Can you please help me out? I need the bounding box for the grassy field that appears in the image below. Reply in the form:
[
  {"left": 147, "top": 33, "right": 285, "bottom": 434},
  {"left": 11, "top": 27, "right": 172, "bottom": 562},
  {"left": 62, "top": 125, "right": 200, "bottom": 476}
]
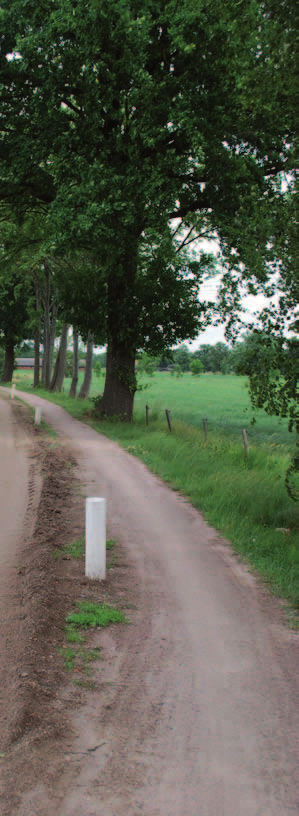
[{"left": 11, "top": 370, "right": 299, "bottom": 615}]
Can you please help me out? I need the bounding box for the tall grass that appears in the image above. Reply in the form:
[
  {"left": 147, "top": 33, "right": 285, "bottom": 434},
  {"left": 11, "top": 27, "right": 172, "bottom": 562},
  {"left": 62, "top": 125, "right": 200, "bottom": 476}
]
[{"left": 11, "top": 370, "right": 299, "bottom": 611}]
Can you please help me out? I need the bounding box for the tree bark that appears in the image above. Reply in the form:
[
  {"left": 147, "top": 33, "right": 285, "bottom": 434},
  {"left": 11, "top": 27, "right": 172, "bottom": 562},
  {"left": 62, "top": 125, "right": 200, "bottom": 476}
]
[
  {"left": 1, "top": 336, "right": 15, "bottom": 383},
  {"left": 69, "top": 329, "right": 79, "bottom": 397},
  {"left": 49, "top": 297, "right": 58, "bottom": 375},
  {"left": 96, "top": 241, "right": 139, "bottom": 420},
  {"left": 78, "top": 333, "right": 93, "bottom": 399},
  {"left": 34, "top": 280, "right": 41, "bottom": 387},
  {"left": 42, "top": 260, "right": 51, "bottom": 388},
  {"left": 96, "top": 342, "right": 136, "bottom": 421},
  {"left": 50, "top": 323, "right": 69, "bottom": 392}
]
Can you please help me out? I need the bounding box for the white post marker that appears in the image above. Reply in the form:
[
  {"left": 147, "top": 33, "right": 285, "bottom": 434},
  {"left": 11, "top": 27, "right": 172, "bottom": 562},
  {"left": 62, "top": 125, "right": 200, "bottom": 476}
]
[
  {"left": 85, "top": 497, "right": 106, "bottom": 580},
  {"left": 11, "top": 384, "right": 16, "bottom": 400},
  {"left": 35, "top": 407, "right": 42, "bottom": 425}
]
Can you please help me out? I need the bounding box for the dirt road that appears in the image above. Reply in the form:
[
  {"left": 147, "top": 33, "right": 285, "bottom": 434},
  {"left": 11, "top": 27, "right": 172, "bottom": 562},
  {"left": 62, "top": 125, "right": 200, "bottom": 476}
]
[
  {"left": 1, "top": 390, "right": 298, "bottom": 815},
  {"left": 0, "top": 397, "right": 41, "bottom": 746}
]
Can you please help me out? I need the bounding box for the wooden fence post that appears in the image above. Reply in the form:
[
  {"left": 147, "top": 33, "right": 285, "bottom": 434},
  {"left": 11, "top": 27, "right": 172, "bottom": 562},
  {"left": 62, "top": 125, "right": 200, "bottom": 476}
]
[
  {"left": 242, "top": 428, "right": 249, "bottom": 456},
  {"left": 146, "top": 404, "right": 149, "bottom": 426},
  {"left": 202, "top": 417, "right": 208, "bottom": 442},
  {"left": 165, "top": 409, "right": 172, "bottom": 432}
]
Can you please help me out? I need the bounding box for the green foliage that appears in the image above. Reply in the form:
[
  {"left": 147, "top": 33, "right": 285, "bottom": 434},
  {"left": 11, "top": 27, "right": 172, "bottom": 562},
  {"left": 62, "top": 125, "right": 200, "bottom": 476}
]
[
  {"left": 234, "top": 332, "right": 299, "bottom": 438},
  {"left": 193, "top": 342, "right": 232, "bottom": 373},
  {"left": 190, "top": 358, "right": 204, "bottom": 376},
  {"left": 94, "top": 357, "right": 102, "bottom": 378},
  {"left": 137, "top": 353, "right": 158, "bottom": 377},
  {"left": 172, "top": 344, "right": 191, "bottom": 372},
  {"left": 285, "top": 451, "right": 299, "bottom": 504},
  {"left": 173, "top": 364, "right": 183, "bottom": 378},
  {"left": 0, "top": 270, "right": 32, "bottom": 348},
  {"left": 1, "top": 0, "right": 296, "bottom": 415}
]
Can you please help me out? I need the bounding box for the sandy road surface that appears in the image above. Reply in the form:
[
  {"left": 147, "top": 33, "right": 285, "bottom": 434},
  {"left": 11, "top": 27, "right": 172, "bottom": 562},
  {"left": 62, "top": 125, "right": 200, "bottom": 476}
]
[
  {"left": 0, "top": 397, "right": 40, "bottom": 742},
  {"left": 1, "top": 389, "right": 298, "bottom": 816},
  {"left": 0, "top": 397, "right": 29, "bottom": 569}
]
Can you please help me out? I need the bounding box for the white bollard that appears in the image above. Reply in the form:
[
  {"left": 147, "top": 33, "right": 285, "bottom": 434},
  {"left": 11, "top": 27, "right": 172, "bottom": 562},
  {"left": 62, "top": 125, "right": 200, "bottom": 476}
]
[
  {"left": 35, "top": 407, "right": 42, "bottom": 425},
  {"left": 11, "top": 384, "right": 16, "bottom": 399},
  {"left": 85, "top": 498, "right": 106, "bottom": 580}
]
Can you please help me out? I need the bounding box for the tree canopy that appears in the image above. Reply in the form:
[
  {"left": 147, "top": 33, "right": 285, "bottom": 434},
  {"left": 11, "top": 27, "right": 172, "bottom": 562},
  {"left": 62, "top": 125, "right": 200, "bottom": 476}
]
[{"left": 0, "top": 0, "right": 297, "bottom": 418}]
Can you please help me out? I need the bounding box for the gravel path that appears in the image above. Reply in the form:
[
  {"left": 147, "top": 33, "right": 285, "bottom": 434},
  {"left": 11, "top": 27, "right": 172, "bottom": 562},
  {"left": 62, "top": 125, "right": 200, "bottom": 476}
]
[{"left": 1, "top": 389, "right": 298, "bottom": 816}]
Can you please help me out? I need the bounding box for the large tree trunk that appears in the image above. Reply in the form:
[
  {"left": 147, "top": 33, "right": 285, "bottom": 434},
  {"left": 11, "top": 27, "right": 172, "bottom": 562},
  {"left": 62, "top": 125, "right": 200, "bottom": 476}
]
[
  {"left": 69, "top": 329, "right": 79, "bottom": 397},
  {"left": 1, "top": 336, "right": 15, "bottom": 383},
  {"left": 50, "top": 323, "right": 69, "bottom": 392},
  {"left": 96, "top": 242, "right": 138, "bottom": 421},
  {"left": 97, "top": 342, "right": 136, "bottom": 420},
  {"left": 78, "top": 333, "right": 93, "bottom": 399}
]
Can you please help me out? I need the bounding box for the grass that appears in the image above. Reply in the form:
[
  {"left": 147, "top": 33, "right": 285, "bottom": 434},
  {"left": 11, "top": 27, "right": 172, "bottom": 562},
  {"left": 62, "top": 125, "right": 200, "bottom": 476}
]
[
  {"left": 53, "top": 537, "right": 116, "bottom": 560},
  {"left": 11, "top": 371, "right": 299, "bottom": 613},
  {"left": 53, "top": 537, "right": 84, "bottom": 560},
  {"left": 59, "top": 600, "right": 127, "bottom": 676},
  {"left": 57, "top": 646, "right": 77, "bottom": 671},
  {"left": 58, "top": 643, "right": 103, "bottom": 673},
  {"left": 38, "top": 419, "right": 58, "bottom": 439},
  {"left": 66, "top": 601, "right": 127, "bottom": 630}
]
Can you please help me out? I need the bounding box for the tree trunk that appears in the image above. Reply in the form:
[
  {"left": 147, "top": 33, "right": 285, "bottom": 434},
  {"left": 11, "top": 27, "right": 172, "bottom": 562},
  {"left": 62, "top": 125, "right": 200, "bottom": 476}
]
[
  {"left": 50, "top": 323, "right": 69, "bottom": 392},
  {"left": 1, "top": 336, "right": 15, "bottom": 383},
  {"left": 78, "top": 333, "right": 93, "bottom": 399},
  {"left": 34, "top": 281, "right": 41, "bottom": 388},
  {"left": 97, "top": 238, "right": 138, "bottom": 420},
  {"left": 42, "top": 260, "right": 51, "bottom": 388},
  {"left": 69, "top": 329, "right": 79, "bottom": 397},
  {"left": 96, "top": 342, "right": 136, "bottom": 421},
  {"left": 49, "top": 297, "right": 58, "bottom": 375}
]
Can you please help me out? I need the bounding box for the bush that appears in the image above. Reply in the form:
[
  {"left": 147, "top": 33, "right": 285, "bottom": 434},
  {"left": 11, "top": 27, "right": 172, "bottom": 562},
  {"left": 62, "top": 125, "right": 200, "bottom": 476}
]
[{"left": 190, "top": 358, "right": 204, "bottom": 376}]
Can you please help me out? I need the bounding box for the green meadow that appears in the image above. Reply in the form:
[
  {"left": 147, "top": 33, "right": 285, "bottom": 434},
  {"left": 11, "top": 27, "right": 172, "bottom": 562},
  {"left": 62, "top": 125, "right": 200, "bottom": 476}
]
[{"left": 12, "top": 370, "right": 299, "bottom": 614}]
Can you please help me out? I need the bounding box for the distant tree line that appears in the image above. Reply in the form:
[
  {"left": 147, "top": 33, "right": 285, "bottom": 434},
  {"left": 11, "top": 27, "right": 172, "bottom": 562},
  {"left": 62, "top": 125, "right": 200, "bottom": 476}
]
[{"left": 137, "top": 337, "right": 283, "bottom": 377}]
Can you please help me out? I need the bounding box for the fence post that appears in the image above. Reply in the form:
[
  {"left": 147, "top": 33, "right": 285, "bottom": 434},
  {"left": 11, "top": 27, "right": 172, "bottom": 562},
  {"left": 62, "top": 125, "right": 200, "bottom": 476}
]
[
  {"left": 202, "top": 417, "right": 208, "bottom": 442},
  {"left": 165, "top": 409, "right": 172, "bottom": 432},
  {"left": 85, "top": 498, "right": 106, "bottom": 580},
  {"left": 34, "top": 407, "right": 42, "bottom": 425},
  {"left": 242, "top": 428, "right": 249, "bottom": 457},
  {"left": 146, "top": 404, "right": 149, "bottom": 426},
  {"left": 11, "top": 384, "right": 16, "bottom": 400}
]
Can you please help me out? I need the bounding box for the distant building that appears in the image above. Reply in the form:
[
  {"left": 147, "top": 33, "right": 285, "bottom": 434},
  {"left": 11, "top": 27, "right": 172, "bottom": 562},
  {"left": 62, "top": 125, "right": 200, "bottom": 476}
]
[
  {"left": 15, "top": 358, "right": 42, "bottom": 370},
  {"left": 15, "top": 358, "right": 86, "bottom": 371}
]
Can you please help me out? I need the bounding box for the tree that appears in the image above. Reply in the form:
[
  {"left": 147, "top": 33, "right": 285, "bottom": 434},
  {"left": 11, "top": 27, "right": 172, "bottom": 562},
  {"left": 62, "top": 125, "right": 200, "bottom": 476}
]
[
  {"left": 137, "top": 353, "right": 159, "bottom": 377},
  {"left": 1, "top": 0, "right": 296, "bottom": 418},
  {"left": 172, "top": 344, "right": 191, "bottom": 372},
  {"left": 69, "top": 330, "right": 79, "bottom": 397},
  {"left": 0, "top": 271, "right": 31, "bottom": 382},
  {"left": 78, "top": 333, "right": 94, "bottom": 400},
  {"left": 193, "top": 343, "right": 232, "bottom": 373},
  {"left": 233, "top": 330, "right": 298, "bottom": 500},
  {"left": 50, "top": 323, "right": 69, "bottom": 392},
  {"left": 190, "top": 358, "right": 204, "bottom": 377},
  {"left": 233, "top": 331, "right": 298, "bottom": 434}
]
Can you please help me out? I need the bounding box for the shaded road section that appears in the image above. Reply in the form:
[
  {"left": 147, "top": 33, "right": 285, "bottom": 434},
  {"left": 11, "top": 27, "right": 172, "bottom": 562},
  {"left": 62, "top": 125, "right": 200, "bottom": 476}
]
[
  {"left": 0, "top": 396, "right": 30, "bottom": 594},
  {"left": 2, "top": 389, "right": 298, "bottom": 816},
  {"left": 0, "top": 397, "right": 35, "bottom": 745}
]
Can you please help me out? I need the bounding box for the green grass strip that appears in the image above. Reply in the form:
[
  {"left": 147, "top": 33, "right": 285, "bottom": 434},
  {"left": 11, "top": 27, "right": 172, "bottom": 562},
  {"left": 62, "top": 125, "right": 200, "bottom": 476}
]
[{"left": 66, "top": 602, "right": 127, "bottom": 629}]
